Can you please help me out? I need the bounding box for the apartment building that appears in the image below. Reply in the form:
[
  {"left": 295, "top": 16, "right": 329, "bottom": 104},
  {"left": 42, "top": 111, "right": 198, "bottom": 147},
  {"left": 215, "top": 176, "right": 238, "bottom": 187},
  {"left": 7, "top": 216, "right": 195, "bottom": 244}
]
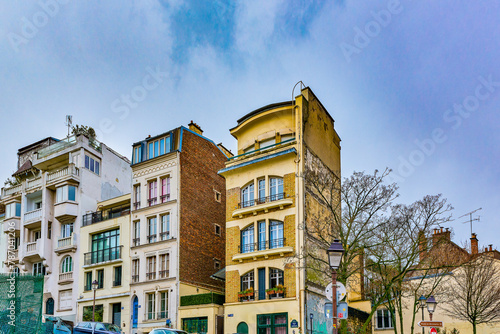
[
  {"left": 77, "top": 194, "right": 131, "bottom": 330},
  {"left": 0, "top": 134, "right": 131, "bottom": 323},
  {"left": 129, "top": 122, "right": 227, "bottom": 334},
  {"left": 219, "top": 87, "right": 341, "bottom": 334}
]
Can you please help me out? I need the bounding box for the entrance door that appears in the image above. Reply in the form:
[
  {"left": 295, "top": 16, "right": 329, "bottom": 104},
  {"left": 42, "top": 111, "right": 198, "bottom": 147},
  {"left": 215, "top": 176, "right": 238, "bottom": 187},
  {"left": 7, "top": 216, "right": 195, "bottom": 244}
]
[
  {"left": 132, "top": 296, "right": 138, "bottom": 328},
  {"left": 112, "top": 303, "right": 121, "bottom": 327},
  {"left": 258, "top": 268, "right": 266, "bottom": 300}
]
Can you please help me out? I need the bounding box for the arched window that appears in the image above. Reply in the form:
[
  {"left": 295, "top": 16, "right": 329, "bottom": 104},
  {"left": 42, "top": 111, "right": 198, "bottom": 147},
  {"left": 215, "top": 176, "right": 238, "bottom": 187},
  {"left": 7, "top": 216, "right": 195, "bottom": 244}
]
[
  {"left": 240, "top": 271, "right": 254, "bottom": 291},
  {"left": 269, "top": 268, "right": 284, "bottom": 289},
  {"left": 241, "top": 182, "right": 254, "bottom": 208},
  {"left": 269, "top": 177, "right": 284, "bottom": 200},
  {"left": 45, "top": 298, "right": 54, "bottom": 315},
  {"left": 61, "top": 256, "right": 73, "bottom": 273},
  {"left": 269, "top": 220, "right": 284, "bottom": 248},
  {"left": 241, "top": 225, "right": 254, "bottom": 253},
  {"left": 237, "top": 322, "right": 249, "bottom": 334}
]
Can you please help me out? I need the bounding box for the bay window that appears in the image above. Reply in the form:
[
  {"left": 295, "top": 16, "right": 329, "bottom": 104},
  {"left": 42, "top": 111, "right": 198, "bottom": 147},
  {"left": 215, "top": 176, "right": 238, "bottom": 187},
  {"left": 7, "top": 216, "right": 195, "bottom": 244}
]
[
  {"left": 5, "top": 202, "right": 21, "bottom": 218},
  {"left": 56, "top": 185, "right": 76, "bottom": 203}
]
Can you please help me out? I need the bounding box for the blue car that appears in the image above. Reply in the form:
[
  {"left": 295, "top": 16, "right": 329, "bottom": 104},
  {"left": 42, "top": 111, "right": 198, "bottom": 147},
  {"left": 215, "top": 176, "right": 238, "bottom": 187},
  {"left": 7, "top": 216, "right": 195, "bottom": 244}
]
[{"left": 73, "top": 322, "right": 121, "bottom": 334}]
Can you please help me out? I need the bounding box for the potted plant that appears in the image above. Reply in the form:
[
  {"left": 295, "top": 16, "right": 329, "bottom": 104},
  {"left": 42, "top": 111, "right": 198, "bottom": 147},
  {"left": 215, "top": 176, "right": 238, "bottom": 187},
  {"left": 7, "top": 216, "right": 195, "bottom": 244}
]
[
  {"left": 238, "top": 291, "right": 246, "bottom": 299},
  {"left": 245, "top": 287, "right": 254, "bottom": 297},
  {"left": 266, "top": 288, "right": 276, "bottom": 296},
  {"left": 275, "top": 284, "right": 286, "bottom": 295}
]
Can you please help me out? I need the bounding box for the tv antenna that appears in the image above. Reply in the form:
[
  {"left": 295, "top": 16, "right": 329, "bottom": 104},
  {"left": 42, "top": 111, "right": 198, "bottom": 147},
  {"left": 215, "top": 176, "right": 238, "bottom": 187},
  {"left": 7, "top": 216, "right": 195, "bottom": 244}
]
[
  {"left": 65, "top": 115, "right": 73, "bottom": 138},
  {"left": 457, "top": 208, "right": 482, "bottom": 236}
]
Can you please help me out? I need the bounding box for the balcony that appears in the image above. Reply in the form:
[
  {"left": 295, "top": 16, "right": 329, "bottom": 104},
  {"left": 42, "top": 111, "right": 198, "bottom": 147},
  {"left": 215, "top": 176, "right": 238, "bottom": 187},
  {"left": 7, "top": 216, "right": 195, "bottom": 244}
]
[
  {"left": 5, "top": 249, "right": 19, "bottom": 264},
  {"left": 232, "top": 193, "right": 293, "bottom": 218},
  {"left": 131, "top": 275, "right": 139, "bottom": 283},
  {"left": 2, "top": 217, "right": 20, "bottom": 232},
  {"left": 55, "top": 234, "right": 77, "bottom": 254},
  {"left": 26, "top": 177, "right": 42, "bottom": 192},
  {"left": 233, "top": 238, "right": 293, "bottom": 262},
  {"left": 24, "top": 208, "right": 42, "bottom": 227},
  {"left": 58, "top": 272, "right": 73, "bottom": 284},
  {"left": 54, "top": 201, "right": 78, "bottom": 223},
  {"left": 37, "top": 135, "right": 77, "bottom": 159},
  {"left": 146, "top": 272, "right": 156, "bottom": 281},
  {"left": 1, "top": 184, "right": 22, "bottom": 198},
  {"left": 84, "top": 246, "right": 123, "bottom": 266},
  {"left": 158, "top": 270, "right": 169, "bottom": 279},
  {"left": 46, "top": 165, "right": 80, "bottom": 186},
  {"left": 82, "top": 204, "right": 130, "bottom": 227},
  {"left": 133, "top": 202, "right": 141, "bottom": 211},
  {"left": 24, "top": 239, "right": 41, "bottom": 260}
]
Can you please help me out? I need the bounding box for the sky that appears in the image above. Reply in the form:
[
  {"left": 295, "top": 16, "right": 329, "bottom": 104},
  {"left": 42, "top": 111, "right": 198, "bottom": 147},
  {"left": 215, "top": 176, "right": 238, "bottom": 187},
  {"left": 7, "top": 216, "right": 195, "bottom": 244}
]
[{"left": 0, "top": 0, "right": 498, "bottom": 248}]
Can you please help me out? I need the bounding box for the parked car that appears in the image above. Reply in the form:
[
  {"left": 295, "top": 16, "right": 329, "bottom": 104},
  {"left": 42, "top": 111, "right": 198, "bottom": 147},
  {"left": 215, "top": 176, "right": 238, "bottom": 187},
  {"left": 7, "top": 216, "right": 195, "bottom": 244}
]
[
  {"left": 149, "top": 328, "right": 188, "bottom": 334},
  {"left": 73, "top": 322, "right": 121, "bottom": 334}
]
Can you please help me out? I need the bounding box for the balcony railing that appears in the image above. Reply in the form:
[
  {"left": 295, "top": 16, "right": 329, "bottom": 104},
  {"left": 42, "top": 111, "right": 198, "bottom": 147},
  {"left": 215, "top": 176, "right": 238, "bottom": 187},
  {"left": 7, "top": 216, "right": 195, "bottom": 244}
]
[
  {"left": 159, "top": 270, "right": 169, "bottom": 279},
  {"left": 239, "top": 238, "right": 286, "bottom": 253},
  {"left": 238, "top": 290, "right": 286, "bottom": 302},
  {"left": 157, "top": 311, "right": 168, "bottom": 320},
  {"left": 2, "top": 184, "right": 22, "bottom": 197},
  {"left": 84, "top": 246, "right": 123, "bottom": 265},
  {"left": 26, "top": 240, "right": 40, "bottom": 254},
  {"left": 147, "top": 198, "right": 157, "bottom": 206},
  {"left": 229, "top": 137, "right": 296, "bottom": 161},
  {"left": 147, "top": 235, "right": 157, "bottom": 243},
  {"left": 24, "top": 208, "right": 42, "bottom": 222},
  {"left": 132, "top": 238, "right": 140, "bottom": 247},
  {"left": 160, "top": 232, "right": 170, "bottom": 241},
  {"left": 26, "top": 177, "right": 42, "bottom": 191},
  {"left": 47, "top": 165, "right": 79, "bottom": 183},
  {"left": 131, "top": 275, "right": 139, "bottom": 283},
  {"left": 133, "top": 202, "right": 141, "bottom": 210},
  {"left": 59, "top": 272, "right": 73, "bottom": 281},
  {"left": 37, "top": 135, "right": 77, "bottom": 159},
  {"left": 160, "top": 194, "right": 170, "bottom": 203},
  {"left": 146, "top": 272, "right": 156, "bottom": 281},
  {"left": 57, "top": 234, "right": 74, "bottom": 248},
  {"left": 82, "top": 204, "right": 130, "bottom": 226},
  {"left": 238, "top": 193, "right": 286, "bottom": 209}
]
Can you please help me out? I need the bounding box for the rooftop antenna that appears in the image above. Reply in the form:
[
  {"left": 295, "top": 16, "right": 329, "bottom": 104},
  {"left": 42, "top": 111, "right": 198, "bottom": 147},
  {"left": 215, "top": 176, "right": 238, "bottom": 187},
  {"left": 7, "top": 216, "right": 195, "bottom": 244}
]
[
  {"left": 458, "top": 208, "right": 482, "bottom": 236},
  {"left": 65, "top": 115, "right": 73, "bottom": 138}
]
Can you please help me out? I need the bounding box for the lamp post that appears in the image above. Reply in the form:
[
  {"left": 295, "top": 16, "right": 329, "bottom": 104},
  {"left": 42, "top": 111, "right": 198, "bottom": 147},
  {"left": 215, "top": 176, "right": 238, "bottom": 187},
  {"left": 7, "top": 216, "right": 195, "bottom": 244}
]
[
  {"left": 92, "top": 279, "right": 99, "bottom": 321},
  {"left": 327, "top": 239, "right": 345, "bottom": 334},
  {"left": 419, "top": 295, "right": 427, "bottom": 334},
  {"left": 426, "top": 296, "right": 438, "bottom": 321}
]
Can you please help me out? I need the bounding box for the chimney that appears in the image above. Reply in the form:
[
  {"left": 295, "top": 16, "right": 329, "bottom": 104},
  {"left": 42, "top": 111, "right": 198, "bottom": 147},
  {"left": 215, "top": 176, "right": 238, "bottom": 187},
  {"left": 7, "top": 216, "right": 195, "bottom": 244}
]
[
  {"left": 489, "top": 244, "right": 493, "bottom": 252},
  {"left": 470, "top": 233, "right": 478, "bottom": 255},
  {"left": 418, "top": 231, "right": 427, "bottom": 261},
  {"left": 432, "top": 227, "right": 451, "bottom": 246},
  {"left": 188, "top": 120, "right": 203, "bottom": 135}
]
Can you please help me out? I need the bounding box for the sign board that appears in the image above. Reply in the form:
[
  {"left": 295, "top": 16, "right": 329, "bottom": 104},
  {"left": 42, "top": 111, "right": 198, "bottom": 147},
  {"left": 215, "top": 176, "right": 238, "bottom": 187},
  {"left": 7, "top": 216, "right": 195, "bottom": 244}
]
[
  {"left": 430, "top": 328, "right": 437, "bottom": 334},
  {"left": 418, "top": 321, "right": 443, "bottom": 328},
  {"left": 228, "top": 314, "right": 234, "bottom": 317},
  {"left": 325, "top": 282, "right": 347, "bottom": 302},
  {"left": 325, "top": 302, "right": 332, "bottom": 318},
  {"left": 291, "top": 320, "right": 299, "bottom": 328},
  {"left": 337, "top": 302, "right": 348, "bottom": 319}
]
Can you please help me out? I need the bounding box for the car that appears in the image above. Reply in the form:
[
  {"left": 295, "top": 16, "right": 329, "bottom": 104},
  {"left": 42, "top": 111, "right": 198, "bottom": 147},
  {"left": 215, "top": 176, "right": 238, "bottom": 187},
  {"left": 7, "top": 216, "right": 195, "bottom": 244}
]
[
  {"left": 149, "top": 328, "right": 188, "bottom": 334},
  {"left": 73, "top": 322, "right": 121, "bottom": 334}
]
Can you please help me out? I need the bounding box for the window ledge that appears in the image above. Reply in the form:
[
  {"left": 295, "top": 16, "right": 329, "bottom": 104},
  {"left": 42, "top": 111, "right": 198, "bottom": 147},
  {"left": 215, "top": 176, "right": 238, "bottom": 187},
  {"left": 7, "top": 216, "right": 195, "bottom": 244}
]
[
  {"left": 82, "top": 259, "right": 122, "bottom": 269},
  {"left": 232, "top": 198, "right": 293, "bottom": 218},
  {"left": 232, "top": 246, "right": 294, "bottom": 262}
]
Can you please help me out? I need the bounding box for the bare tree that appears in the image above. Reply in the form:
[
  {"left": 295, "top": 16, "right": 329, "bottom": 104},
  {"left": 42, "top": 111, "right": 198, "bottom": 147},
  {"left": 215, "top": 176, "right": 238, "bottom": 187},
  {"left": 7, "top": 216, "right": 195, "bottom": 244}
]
[{"left": 443, "top": 255, "right": 500, "bottom": 334}]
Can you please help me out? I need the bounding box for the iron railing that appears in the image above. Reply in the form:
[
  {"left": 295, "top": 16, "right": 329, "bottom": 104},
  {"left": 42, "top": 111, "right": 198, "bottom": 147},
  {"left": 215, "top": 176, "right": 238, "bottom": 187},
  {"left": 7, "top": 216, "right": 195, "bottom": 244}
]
[
  {"left": 146, "top": 272, "right": 156, "bottom": 280},
  {"left": 131, "top": 275, "right": 139, "bottom": 283},
  {"left": 238, "top": 193, "right": 286, "bottom": 209},
  {"left": 132, "top": 238, "right": 140, "bottom": 247},
  {"left": 84, "top": 246, "right": 123, "bottom": 265},
  {"left": 133, "top": 202, "right": 141, "bottom": 211},
  {"left": 238, "top": 290, "right": 286, "bottom": 302},
  {"left": 147, "top": 235, "right": 157, "bottom": 243},
  {"left": 159, "top": 270, "right": 169, "bottom": 279},
  {"left": 82, "top": 204, "right": 130, "bottom": 226},
  {"left": 160, "top": 194, "right": 170, "bottom": 203},
  {"left": 239, "top": 238, "right": 285, "bottom": 253}
]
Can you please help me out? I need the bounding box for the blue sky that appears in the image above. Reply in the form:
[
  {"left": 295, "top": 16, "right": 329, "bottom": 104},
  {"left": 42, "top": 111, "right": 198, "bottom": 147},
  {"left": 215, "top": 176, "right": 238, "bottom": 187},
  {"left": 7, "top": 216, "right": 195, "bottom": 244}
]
[{"left": 0, "top": 0, "right": 499, "bottom": 248}]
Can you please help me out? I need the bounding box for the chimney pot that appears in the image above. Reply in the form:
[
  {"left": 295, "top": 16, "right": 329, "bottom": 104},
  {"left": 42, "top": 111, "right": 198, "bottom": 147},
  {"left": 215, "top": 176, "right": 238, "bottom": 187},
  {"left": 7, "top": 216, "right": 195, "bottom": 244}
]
[
  {"left": 471, "top": 233, "right": 479, "bottom": 255},
  {"left": 489, "top": 244, "right": 493, "bottom": 252}
]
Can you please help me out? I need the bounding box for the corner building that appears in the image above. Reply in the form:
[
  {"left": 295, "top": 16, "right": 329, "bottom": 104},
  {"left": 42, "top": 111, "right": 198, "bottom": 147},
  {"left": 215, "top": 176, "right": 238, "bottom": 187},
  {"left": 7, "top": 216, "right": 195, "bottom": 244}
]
[
  {"left": 220, "top": 87, "right": 341, "bottom": 334},
  {"left": 129, "top": 122, "right": 227, "bottom": 334}
]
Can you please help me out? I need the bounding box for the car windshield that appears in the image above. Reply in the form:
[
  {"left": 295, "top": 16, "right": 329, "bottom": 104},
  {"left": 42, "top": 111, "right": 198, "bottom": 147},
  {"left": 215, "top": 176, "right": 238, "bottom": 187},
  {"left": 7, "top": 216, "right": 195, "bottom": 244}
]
[{"left": 103, "top": 324, "right": 121, "bottom": 332}]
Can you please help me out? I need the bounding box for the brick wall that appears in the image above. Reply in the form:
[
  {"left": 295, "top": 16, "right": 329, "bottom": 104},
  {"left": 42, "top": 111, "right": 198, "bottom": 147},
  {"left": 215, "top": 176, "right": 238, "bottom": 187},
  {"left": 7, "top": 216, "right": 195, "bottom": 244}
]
[
  {"left": 226, "top": 226, "right": 239, "bottom": 266},
  {"left": 284, "top": 263, "right": 296, "bottom": 298},
  {"left": 284, "top": 172, "right": 296, "bottom": 207},
  {"left": 225, "top": 270, "right": 240, "bottom": 303},
  {"left": 179, "top": 129, "right": 227, "bottom": 291},
  {"left": 226, "top": 187, "right": 240, "bottom": 222}
]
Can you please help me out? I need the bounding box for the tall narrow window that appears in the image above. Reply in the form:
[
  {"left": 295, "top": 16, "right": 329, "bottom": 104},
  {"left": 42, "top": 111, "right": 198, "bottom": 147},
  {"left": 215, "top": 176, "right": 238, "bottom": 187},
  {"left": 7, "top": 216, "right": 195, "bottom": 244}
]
[
  {"left": 97, "top": 269, "right": 104, "bottom": 288},
  {"left": 241, "top": 271, "right": 254, "bottom": 291},
  {"left": 133, "top": 185, "right": 141, "bottom": 210},
  {"left": 61, "top": 223, "right": 73, "bottom": 238},
  {"left": 159, "top": 254, "right": 169, "bottom": 278},
  {"left": 161, "top": 177, "right": 170, "bottom": 202},
  {"left": 269, "top": 220, "right": 284, "bottom": 249},
  {"left": 241, "top": 183, "right": 254, "bottom": 208},
  {"left": 146, "top": 256, "right": 156, "bottom": 280},
  {"left": 159, "top": 291, "right": 168, "bottom": 319},
  {"left": 165, "top": 136, "right": 171, "bottom": 153},
  {"left": 132, "top": 259, "right": 139, "bottom": 283},
  {"left": 154, "top": 140, "right": 159, "bottom": 157},
  {"left": 159, "top": 139, "right": 164, "bottom": 155},
  {"left": 85, "top": 272, "right": 92, "bottom": 290},
  {"left": 376, "top": 309, "right": 393, "bottom": 329},
  {"left": 149, "top": 142, "right": 154, "bottom": 159},
  {"left": 269, "top": 268, "right": 284, "bottom": 289},
  {"left": 61, "top": 256, "right": 72, "bottom": 273},
  {"left": 148, "top": 217, "right": 157, "bottom": 243},
  {"left": 269, "top": 177, "right": 284, "bottom": 200},
  {"left": 258, "top": 179, "right": 265, "bottom": 203},
  {"left": 241, "top": 225, "right": 254, "bottom": 253},
  {"left": 258, "top": 221, "right": 266, "bottom": 250},
  {"left": 147, "top": 293, "right": 156, "bottom": 320},
  {"left": 133, "top": 146, "right": 142, "bottom": 164},
  {"left": 148, "top": 180, "right": 157, "bottom": 206},
  {"left": 133, "top": 221, "right": 140, "bottom": 246},
  {"left": 114, "top": 266, "right": 122, "bottom": 286},
  {"left": 160, "top": 214, "right": 170, "bottom": 240}
]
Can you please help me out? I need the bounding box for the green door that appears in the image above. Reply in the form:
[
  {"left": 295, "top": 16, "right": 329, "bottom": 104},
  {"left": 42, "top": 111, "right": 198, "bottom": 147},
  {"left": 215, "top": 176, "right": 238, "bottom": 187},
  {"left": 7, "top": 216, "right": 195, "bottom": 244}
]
[{"left": 237, "top": 322, "right": 249, "bottom": 334}]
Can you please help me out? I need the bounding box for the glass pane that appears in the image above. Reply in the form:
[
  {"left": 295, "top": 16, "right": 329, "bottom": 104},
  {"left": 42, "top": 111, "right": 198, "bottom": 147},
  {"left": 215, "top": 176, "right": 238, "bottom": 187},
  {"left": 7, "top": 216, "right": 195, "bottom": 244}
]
[
  {"left": 154, "top": 141, "right": 159, "bottom": 157},
  {"left": 95, "top": 161, "right": 100, "bottom": 175},
  {"left": 165, "top": 136, "right": 171, "bottom": 153},
  {"left": 68, "top": 186, "right": 76, "bottom": 201},
  {"left": 160, "top": 139, "right": 164, "bottom": 155},
  {"left": 149, "top": 143, "right": 154, "bottom": 159}
]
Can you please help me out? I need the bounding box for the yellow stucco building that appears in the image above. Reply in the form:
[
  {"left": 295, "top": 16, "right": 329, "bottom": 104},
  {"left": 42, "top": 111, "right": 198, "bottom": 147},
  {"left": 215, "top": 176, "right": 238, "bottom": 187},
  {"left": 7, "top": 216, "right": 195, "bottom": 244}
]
[{"left": 219, "top": 87, "right": 341, "bottom": 334}]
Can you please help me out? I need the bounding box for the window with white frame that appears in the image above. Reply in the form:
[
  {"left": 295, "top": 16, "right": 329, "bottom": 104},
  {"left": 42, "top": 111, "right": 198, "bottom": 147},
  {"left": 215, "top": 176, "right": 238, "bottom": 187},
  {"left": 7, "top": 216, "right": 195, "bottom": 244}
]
[
  {"left": 133, "top": 185, "right": 141, "bottom": 210},
  {"left": 269, "top": 268, "right": 284, "bottom": 289},
  {"left": 56, "top": 185, "right": 76, "bottom": 203},
  {"left": 132, "top": 259, "right": 139, "bottom": 283},
  {"left": 269, "top": 220, "right": 284, "bottom": 249},
  {"left": 146, "top": 256, "right": 156, "bottom": 280},
  {"left": 159, "top": 253, "right": 169, "bottom": 278},
  {"left": 59, "top": 290, "right": 72, "bottom": 310},
  {"left": 376, "top": 309, "right": 393, "bottom": 329},
  {"left": 258, "top": 221, "right": 266, "bottom": 250},
  {"left": 61, "top": 256, "right": 72, "bottom": 273},
  {"left": 241, "top": 225, "right": 254, "bottom": 253},
  {"left": 147, "top": 293, "right": 156, "bottom": 320},
  {"left": 241, "top": 183, "right": 254, "bottom": 208},
  {"left": 5, "top": 202, "right": 21, "bottom": 218},
  {"left": 160, "top": 214, "right": 170, "bottom": 240},
  {"left": 148, "top": 217, "right": 157, "bottom": 243},
  {"left": 133, "top": 146, "right": 142, "bottom": 164},
  {"left": 161, "top": 177, "right": 170, "bottom": 202},
  {"left": 84, "top": 155, "right": 100, "bottom": 175},
  {"left": 148, "top": 180, "right": 157, "bottom": 206},
  {"left": 133, "top": 221, "right": 140, "bottom": 246},
  {"left": 33, "top": 262, "right": 45, "bottom": 275},
  {"left": 269, "top": 177, "right": 284, "bottom": 200},
  {"left": 159, "top": 291, "right": 168, "bottom": 319},
  {"left": 61, "top": 223, "right": 73, "bottom": 238},
  {"left": 258, "top": 179, "right": 265, "bottom": 202},
  {"left": 241, "top": 271, "right": 254, "bottom": 291},
  {"left": 147, "top": 135, "right": 171, "bottom": 160}
]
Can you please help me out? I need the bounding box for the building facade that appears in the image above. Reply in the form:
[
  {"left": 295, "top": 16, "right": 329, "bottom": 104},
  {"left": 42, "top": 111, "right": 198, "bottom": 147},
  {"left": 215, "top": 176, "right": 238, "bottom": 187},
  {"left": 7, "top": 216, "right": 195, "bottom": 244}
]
[
  {"left": 0, "top": 134, "right": 131, "bottom": 323},
  {"left": 129, "top": 122, "right": 227, "bottom": 334},
  {"left": 220, "top": 87, "right": 341, "bottom": 334}
]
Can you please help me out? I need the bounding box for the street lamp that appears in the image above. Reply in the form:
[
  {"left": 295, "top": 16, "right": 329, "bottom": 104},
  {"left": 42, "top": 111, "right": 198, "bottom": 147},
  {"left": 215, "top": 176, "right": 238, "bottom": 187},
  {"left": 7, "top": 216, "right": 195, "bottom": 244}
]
[
  {"left": 327, "top": 239, "right": 345, "bottom": 334},
  {"left": 426, "top": 296, "right": 438, "bottom": 321},
  {"left": 92, "top": 280, "right": 99, "bottom": 321},
  {"left": 419, "top": 295, "right": 427, "bottom": 334}
]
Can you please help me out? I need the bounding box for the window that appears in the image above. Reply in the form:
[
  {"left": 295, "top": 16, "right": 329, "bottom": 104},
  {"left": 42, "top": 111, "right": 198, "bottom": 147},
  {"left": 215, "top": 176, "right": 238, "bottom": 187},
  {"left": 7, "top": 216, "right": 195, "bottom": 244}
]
[
  {"left": 376, "top": 309, "right": 393, "bottom": 329},
  {"left": 269, "top": 177, "right": 284, "bottom": 200},
  {"left": 61, "top": 223, "right": 73, "bottom": 238},
  {"left": 214, "top": 189, "right": 221, "bottom": 203},
  {"left": 90, "top": 229, "right": 120, "bottom": 264},
  {"left": 59, "top": 290, "right": 72, "bottom": 310},
  {"left": 133, "top": 221, "right": 140, "bottom": 246},
  {"left": 260, "top": 137, "right": 276, "bottom": 149},
  {"left": 97, "top": 269, "right": 104, "bottom": 289},
  {"left": 161, "top": 177, "right": 170, "bottom": 202},
  {"left": 258, "top": 221, "right": 266, "bottom": 250},
  {"left": 133, "top": 185, "right": 141, "bottom": 210},
  {"left": 84, "top": 272, "right": 92, "bottom": 291},
  {"left": 147, "top": 293, "right": 156, "bottom": 320},
  {"left": 243, "top": 145, "right": 254, "bottom": 154},
  {"left": 160, "top": 214, "right": 170, "bottom": 240},
  {"left": 45, "top": 298, "right": 54, "bottom": 315},
  {"left": 269, "top": 269, "right": 284, "bottom": 289},
  {"left": 33, "top": 262, "right": 45, "bottom": 275},
  {"left": 148, "top": 180, "right": 157, "bottom": 206},
  {"left": 241, "top": 225, "right": 254, "bottom": 253},
  {"left": 183, "top": 317, "right": 208, "bottom": 334},
  {"left": 147, "top": 136, "right": 171, "bottom": 160},
  {"left": 33, "top": 230, "right": 41, "bottom": 241},
  {"left": 269, "top": 220, "right": 284, "bottom": 249},
  {"left": 258, "top": 179, "right": 265, "bottom": 203},
  {"left": 241, "top": 271, "right": 254, "bottom": 291},
  {"left": 83, "top": 305, "right": 103, "bottom": 322},
  {"left": 34, "top": 201, "right": 42, "bottom": 209},
  {"left": 61, "top": 256, "right": 72, "bottom": 273},
  {"left": 241, "top": 183, "right": 254, "bottom": 208},
  {"left": 148, "top": 217, "right": 157, "bottom": 243},
  {"left": 56, "top": 185, "right": 76, "bottom": 203},
  {"left": 214, "top": 259, "right": 221, "bottom": 270},
  {"left": 84, "top": 155, "right": 100, "bottom": 175},
  {"left": 5, "top": 202, "right": 21, "bottom": 218},
  {"left": 132, "top": 259, "right": 139, "bottom": 283},
  {"left": 281, "top": 133, "right": 294, "bottom": 143},
  {"left": 133, "top": 146, "right": 142, "bottom": 164},
  {"left": 159, "top": 254, "right": 169, "bottom": 278},
  {"left": 214, "top": 224, "right": 221, "bottom": 236},
  {"left": 146, "top": 256, "right": 156, "bottom": 280},
  {"left": 12, "top": 267, "right": 20, "bottom": 275},
  {"left": 257, "top": 313, "right": 287, "bottom": 334},
  {"left": 159, "top": 291, "right": 168, "bottom": 319},
  {"left": 114, "top": 266, "right": 122, "bottom": 286}
]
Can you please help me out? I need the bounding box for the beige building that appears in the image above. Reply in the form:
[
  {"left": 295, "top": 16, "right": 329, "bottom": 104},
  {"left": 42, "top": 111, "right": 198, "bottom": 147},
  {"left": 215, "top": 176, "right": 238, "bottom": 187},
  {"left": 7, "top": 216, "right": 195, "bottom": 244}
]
[{"left": 219, "top": 87, "right": 341, "bottom": 334}]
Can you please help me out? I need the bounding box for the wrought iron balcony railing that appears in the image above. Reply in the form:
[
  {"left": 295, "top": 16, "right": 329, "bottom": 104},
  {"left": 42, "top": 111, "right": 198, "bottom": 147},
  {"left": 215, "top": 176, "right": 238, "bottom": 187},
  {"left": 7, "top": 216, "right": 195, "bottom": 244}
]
[
  {"left": 84, "top": 246, "right": 123, "bottom": 265},
  {"left": 238, "top": 193, "right": 286, "bottom": 209},
  {"left": 82, "top": 204, "right": 130, "bottom": 226},
  {"left": 239, "top": 238, "right": 286, "bottom": 253}
]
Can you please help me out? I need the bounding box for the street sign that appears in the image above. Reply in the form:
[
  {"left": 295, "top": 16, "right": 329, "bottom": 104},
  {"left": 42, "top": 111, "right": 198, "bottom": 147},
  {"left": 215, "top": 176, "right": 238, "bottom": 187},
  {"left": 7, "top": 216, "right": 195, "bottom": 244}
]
[
  {"left": 430, "top": 328, "right": 437, "bottom": 334},
  {"left": 325, "top": 282, "right": 347, "bottom": 302},
  {"left": 418, "top": 321, "right": 443, "bottom": 328},
  {"left": 337, "top": 302, "right": 348, "bottom": 319}
]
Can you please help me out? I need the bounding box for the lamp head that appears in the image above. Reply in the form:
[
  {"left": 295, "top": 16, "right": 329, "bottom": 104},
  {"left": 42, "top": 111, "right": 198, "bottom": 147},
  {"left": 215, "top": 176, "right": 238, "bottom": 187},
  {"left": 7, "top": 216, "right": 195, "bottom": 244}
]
[
  {"left": 327, "top": 239, "right": 345, "bottom": 270},
  {"left": 426, "top": 295, "right": 438, "bottom": 313}
]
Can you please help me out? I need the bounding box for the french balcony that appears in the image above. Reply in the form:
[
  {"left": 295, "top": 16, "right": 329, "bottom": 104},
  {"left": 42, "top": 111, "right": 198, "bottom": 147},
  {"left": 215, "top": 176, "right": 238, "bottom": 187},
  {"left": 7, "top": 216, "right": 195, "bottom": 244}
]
[
  {"left": 24, "top": 239, "right": 42, "bottom": 261},
  {"left": 58, "top": 272, "right": 73, "bottom": 284},
  {"left": 232, "top": 193, "right": 293, "bottom": 218},
  {"left": 55, "top": 234, "right": 77, "bottom": 254},
  {"left": 146, "top": 272, "right": 156, "bottom": 281},
  {"left": 84, "top": 246, "right": 123, "bottom": 266},
  {"left": 238, "top": 289, "right": 287, "bottom": 302},
  {"left": 46, "top": 165, "right": 80, "bottom": 186},
  {"left": 233, "top": 238, "right": 293, "bottom": 262},
  {"left": 158, "top": 270, "right": 169, "bottom": 279},
  {"left": 54, "top": 201, "right": 78, "bottom": 223},
  {"left": 1, "top": 184, "right": 22, "bottom": 199},
  {"left": 133, "top": 202, "right": 141, "bottom": 211},
  {"left": 82, "top": 204, "right": 130, "bottom": 227},
  {"left": 2, "top": 217, "right": 20, "bottom": 233},
  {"left": 25, "top": 177, "right": 42, "bottom": 192},
  {"left": 23, "top": 208, "right": 42, "bottom": 227},
  {"left": 131, "top": 275, "right": 139, "bottom": 283}
]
